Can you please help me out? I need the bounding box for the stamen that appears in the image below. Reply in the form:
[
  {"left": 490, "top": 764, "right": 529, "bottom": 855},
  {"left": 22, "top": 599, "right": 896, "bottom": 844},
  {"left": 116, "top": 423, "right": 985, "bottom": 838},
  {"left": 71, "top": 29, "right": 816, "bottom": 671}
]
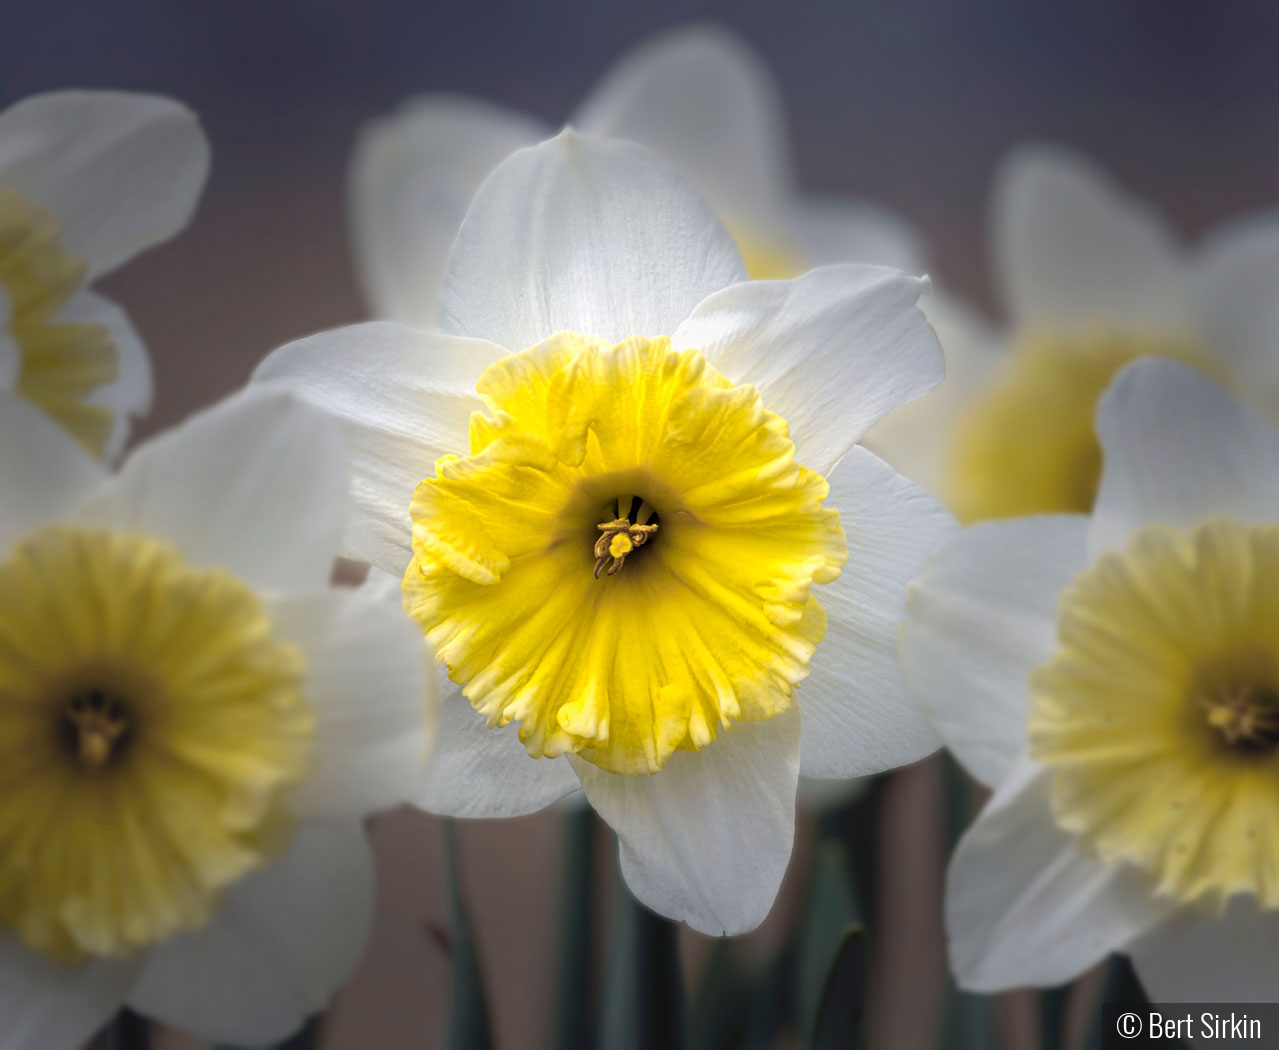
[
  {"left": 64, "top": 689, "right": 130, "bottom": 771},
  {"left": 593, "top": 516, "right": 659, "bottom": 579},
  {"left": 1200, "top": 684, "right": 1279, "bottom": 751}
]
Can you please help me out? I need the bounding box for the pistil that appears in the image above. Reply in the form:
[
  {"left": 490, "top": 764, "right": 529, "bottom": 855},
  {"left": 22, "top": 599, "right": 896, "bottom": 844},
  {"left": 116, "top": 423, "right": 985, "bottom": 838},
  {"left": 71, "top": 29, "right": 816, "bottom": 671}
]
[{"left": 64, "top": 690, "right": 130, "bottom": 771}]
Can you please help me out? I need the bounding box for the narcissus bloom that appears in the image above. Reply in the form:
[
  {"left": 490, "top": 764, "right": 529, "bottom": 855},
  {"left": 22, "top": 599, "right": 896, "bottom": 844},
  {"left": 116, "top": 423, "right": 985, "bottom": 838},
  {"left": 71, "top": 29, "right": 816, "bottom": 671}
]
[
  {"left": 900, "top": 358, "right": 1279, "bottom": 998},
  {"left": 349, "top": 24, "right": 920, "bottom": 329},
  {"left": 259, "top": 131, "right": 952, "bottom": 934},
  {"left": 870, "top": 145, "right": 1279, "bottom": 523},
  {"left": 0, "top": 91, "right": 209, "bottom": 459},
  {"left": 0, "top": 388, "right": 433, "bottom": 1050}
]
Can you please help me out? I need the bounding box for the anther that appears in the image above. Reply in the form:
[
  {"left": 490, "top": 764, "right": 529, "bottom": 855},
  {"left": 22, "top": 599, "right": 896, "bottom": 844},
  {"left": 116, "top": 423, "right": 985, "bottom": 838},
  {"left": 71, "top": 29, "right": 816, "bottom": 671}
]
[
  {"left": 64, "top": 690, "right": 131, "bottom": 771},
  {"left": 593, "top": 517, "right": 658, "bottom": 579},
  {"left": 1200, "top": 684, "right": 1279, "bottom": 751}
]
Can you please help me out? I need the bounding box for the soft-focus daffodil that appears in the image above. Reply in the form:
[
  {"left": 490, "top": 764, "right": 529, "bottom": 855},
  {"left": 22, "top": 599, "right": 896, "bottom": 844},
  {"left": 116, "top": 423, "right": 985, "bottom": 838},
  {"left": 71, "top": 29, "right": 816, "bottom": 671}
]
[
  {"left": 258, "top": 131, "right": 952, "bottom": 935},
  {"left": 348, "top": 24, "right": 921, "bottom": 329},
  {"left": 0, "top": 387, "right": 434, "bottom": 1050},
  {"left": 901, "top": 358, "right": 1279, "bottom": 999},
  {"left": 0, "top": 91, "right": 209, "bottom": 459},
  {"left": 870, "top": 145, "right": 1279, "bottom": 522}
]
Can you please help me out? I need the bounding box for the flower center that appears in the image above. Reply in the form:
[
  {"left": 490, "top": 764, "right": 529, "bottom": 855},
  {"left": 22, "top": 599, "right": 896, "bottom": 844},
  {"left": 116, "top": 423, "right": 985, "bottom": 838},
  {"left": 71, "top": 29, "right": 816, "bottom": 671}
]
[
  {"left": 593, "top": 497, "right": 659, "bottom": 578},
  {"left": 0, "top": 187, "right": 117, "bottom": 455},
  {"left": 1029, "top": 517, "right": 1279, "bottom": 910},
  {"left": 0, "top": 526, "right": 312, "bottom": 961},
  {"left": 402, "top": 332, "right": 846, "bottom": 775},
  {"left": 946, "top": 327, "right": 1213, "bottom": 523}
]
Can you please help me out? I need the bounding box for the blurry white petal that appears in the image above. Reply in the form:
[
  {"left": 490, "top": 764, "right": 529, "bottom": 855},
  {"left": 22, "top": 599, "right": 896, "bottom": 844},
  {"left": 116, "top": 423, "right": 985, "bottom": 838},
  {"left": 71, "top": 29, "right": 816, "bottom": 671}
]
[
  {"left": 267, "top": 584, "right": 434, "bottom": 821},
  {"left": 899, "top": 515, "right": 1089, "bottom": 788},
  {"left": 672, "top": 265, "right": 942, "bottom": 475},
  {"left": 572, "top": 707, "right": 800, "bottom": 936},
  {"left": 948, "top": 755, "right": 1173, "bottom": 992},
  {"left": 573, "top": 24, "right": 792, "bottom": 213},
  {"left": 1131, "top": 899, "right": 1279, "bottom": 1002},
  {"left": 349, "top": 96, "right": 548, "bottom": 327},
  {"left": 58, "top": 290, "right": 152, "bottom": 462},
  {"left": 799, "top": 447, "right": 952, "bottom": 779},
  {"left": 0, "top": 390, "right": 104, "bottom": 548},
  {"left": 0, "top": 287, "right": 17, "bottom": 388},
  {"left": 1091, "top": 358, "right": 1279, "bottom": 558},
  {"left": 0, "top": 91, "right": 209, "bottom": 278},
  {"left": 73, "top": 385, "right": 346, "bottom": 592},
  {"left": 128, "top": 821, "right": 374, "bottom": 1045},
  {"left": 783, "top": 197, "right": 926, "bottom": 273},
  {"left": 417, "top": 675, "right": 581, "bottom": 818},
  {"left": 254, "top": 322, "right": 506, "bottom": 576},
  {"left": 992, "top": 143, "right": 1187, "bottom": 329},
  {"left": 438, "top": 130, "right": 744, "bottom": 350},
  {"left": 0, "top": 934, "right": 138, "bottom": 1050}
]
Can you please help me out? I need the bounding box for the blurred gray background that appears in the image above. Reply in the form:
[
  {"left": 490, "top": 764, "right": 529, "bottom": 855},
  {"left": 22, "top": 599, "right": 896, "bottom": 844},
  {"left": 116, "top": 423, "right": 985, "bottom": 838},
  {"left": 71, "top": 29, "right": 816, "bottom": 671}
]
[{"left": 5, "top": 2, "right": 1276, "bottom": 1047}]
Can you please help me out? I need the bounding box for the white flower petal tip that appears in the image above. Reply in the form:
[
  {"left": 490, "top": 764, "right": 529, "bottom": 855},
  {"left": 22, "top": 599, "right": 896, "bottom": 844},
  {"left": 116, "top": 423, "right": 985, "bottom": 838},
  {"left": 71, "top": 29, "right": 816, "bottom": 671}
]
[
  {"left": 0, "top": 90, "right": 210, "bottom": 277},
  {"left": 572, "top": 24, "right": 792, "bottom": 212},
  {"left": 947, "top": 756, "right": 1173, "bottom": 992},
  {"left": 1091, "top": 357, "right": 1279, "bottom": 557},
  {"left": 348, "top": 95, "right": 548, "bottom": 326},
  {"left": 573, "top": 709, "right": 800, "bottom": 937},
  {"left": 437, "top": 129, "right": 745, "bottom": 350},
  {"left": 799, "top": 447, "right": 953, "bottom": 779},
  {"left": 673, "top": 264, "right": 943, "bottom": 475},
  {"left": 993, "top": 142, "right": 1186, "bottom": 329},
  {"left": 74, "top": 384, "right": 349, "bottom": 592},
  {"left": 127, "top": 822, "right": 375, "bottom": 1045},
  {"left": 898, "top": 514, "right": 1090, "bottom": 788}
]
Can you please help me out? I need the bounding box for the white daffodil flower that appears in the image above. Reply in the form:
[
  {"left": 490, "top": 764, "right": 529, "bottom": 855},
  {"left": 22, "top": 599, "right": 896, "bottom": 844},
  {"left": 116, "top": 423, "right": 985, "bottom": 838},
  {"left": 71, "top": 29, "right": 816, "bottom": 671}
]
[
  {"left": 348, "top": 24, "right": 922, "bottom": 330},
  {"left": 257, "top": 129, "right": 952, "bottom": 936},
  {"left": 0, "top": 91, "right": 209, "bottom": 461},
  {"left": 900, "top": 357, "right": 1279, "bottom": 998},
  {"left": 868, "top": 144, "right": 1279, "bottom": 524},
  {"left": 0, "top": 387, "right": 435, "bottom": 1050}
]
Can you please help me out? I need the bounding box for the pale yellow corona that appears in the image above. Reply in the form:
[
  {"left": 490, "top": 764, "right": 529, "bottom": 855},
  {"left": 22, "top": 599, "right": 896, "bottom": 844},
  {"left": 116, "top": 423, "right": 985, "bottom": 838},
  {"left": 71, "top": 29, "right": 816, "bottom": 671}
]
[
  {"left": 402, "top": 334, "right": 847, "bottom": 776},
  {"left": 947, "top": 328, "right": 1210, "bottom": 522},
  {"left": 0, "top": 527, "right": 313, "bottom": 961},
  {"left": 1030, "top": 517, "right": 1279, "bottom": 910},
  {"left": 0, "top": 188, "right": 119, "bottom": 455}
]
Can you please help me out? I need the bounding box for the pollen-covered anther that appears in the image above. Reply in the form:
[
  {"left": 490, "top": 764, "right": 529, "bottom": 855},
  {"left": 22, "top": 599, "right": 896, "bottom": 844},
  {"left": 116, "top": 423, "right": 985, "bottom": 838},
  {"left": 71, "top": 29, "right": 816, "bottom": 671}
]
[
  {"left": 593, "top": 518, "right": 659, "bottom": 579},
  {"left": 64, "top": 690, "right": 130, "bottom": 771},
  {"left": 1200, "top": 684, "right": 1279, "bottom": 751}
]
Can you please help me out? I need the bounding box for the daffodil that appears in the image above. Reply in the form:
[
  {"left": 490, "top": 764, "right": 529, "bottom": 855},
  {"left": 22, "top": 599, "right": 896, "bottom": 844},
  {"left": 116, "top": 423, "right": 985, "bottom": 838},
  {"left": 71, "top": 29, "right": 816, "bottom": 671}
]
[
  {"left": 868, "top": 145, "right": 1279, "bottom": 523},
  {"left": 0, "top": 91, "right": 209, "bottom": 460},
  {"left": 0, "top": 386, "right": 434, "bottom": 1050},
  {"left": 900, "top": 357, "right": 1279, "bottom": 998},
  {"left": 258, "top": 129, "right": 950, "bottom": 934},
  {"left": 348, "top": 24, "right": 920, "bottom": 329}
]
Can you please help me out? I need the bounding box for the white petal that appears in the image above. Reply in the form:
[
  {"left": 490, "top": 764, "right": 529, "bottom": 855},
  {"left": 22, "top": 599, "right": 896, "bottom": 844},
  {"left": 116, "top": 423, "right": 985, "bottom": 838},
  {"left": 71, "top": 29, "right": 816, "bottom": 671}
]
[
  {"left": 1130, "top": 899, "right": 1279, "bottom": 1003},
  {"left": 573, "top": 25, "right": 792, "bottom": 214},
  {"left": 416, "top": 674, "right": 581, "bottom": 818},
  {"left": 349, "top": 95, "right": 548, "bottom": 327},
  {"left": 992, "top": 143, "right": 1188, "bottom": 329},
  {"left": 899, "top": 514, "right": 1089, "bottom": 788},
  {"left": 0, "top": 390, "right": 105, "bottom": 548},
  {"left": 1194, "top": 212, "right": 1279, "bottom": 416},
  {"left": 438, "top": 130, "right": 745, "bottom": 350},
  {"left": 253, "top": 322, "right": 506, "bottom": 576},
  {"left": 0, "top": 91, "right": 209, "bottom": 278},
  {"left": 572, "top": 707, "right": 800, "bottom": 936},
  {"left": 57, "top": 290, "right": 152, "bottom": 462},
  {"left": 799, "top": 447, "right": 953, "bottom": 779},
  {"left": 782, "top": 197, "right": 926, "bottom": 273},
  {"left": 73, "top": 385, "right": 347, "bottom": 592},
  {"left": 0, "top": 286, "right": 18, "bottom": 388},
  {"left": 128, "top": 821, "right": 374, "bottom": 1045},
  {"left": 863, "top": 291, "right": 1006, "bottom": 497},
  {"left": 0, "top": 934, "right": 138, "bottom": 1050},
  {"left": 266, "top": 584, "right": 435, "bottom": 821},
  {"left": 672, "top": 264, "right": 943, "bottom": 475},
  {"left": 948, "top": 754, "right": 1174, "bottom": 992},
  {"left": 1091, "top": 358, "right": 1279, "bottom": 558}
]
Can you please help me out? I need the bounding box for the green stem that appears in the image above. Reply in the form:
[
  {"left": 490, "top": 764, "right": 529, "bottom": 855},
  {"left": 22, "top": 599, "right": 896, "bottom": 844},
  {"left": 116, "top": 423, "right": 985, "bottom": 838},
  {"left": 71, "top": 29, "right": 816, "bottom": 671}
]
[
  {"left": 443, "top": 819, "right": 493, "bottom": 1050},
  {"left": 554, "top": 806, "right": 597, "bottom": 1050},
  {"left": 101, "top": 1009, "right": 149, "bottom": 1050}
]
